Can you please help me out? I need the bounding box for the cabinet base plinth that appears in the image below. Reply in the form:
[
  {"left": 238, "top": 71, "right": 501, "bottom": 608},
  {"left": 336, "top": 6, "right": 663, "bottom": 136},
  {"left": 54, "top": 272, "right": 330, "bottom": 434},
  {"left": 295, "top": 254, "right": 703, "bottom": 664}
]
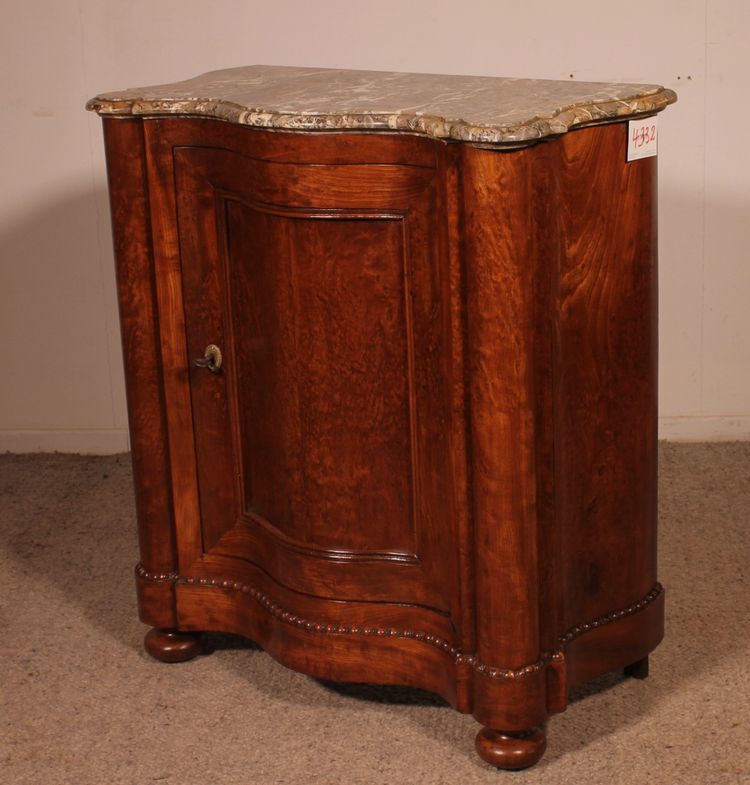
[
  {"left": 144, "top": 628, "right": 204, "bottom": 663},
  {"left": 474, "top": 726, "right": 547, "bottom": 770}
]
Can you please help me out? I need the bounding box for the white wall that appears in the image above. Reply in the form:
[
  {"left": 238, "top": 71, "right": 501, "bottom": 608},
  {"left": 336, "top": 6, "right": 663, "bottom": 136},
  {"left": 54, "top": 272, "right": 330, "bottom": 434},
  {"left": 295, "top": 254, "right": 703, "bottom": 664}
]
[{"left": 1, "top": 0, "right": 748, "bottom": 452}]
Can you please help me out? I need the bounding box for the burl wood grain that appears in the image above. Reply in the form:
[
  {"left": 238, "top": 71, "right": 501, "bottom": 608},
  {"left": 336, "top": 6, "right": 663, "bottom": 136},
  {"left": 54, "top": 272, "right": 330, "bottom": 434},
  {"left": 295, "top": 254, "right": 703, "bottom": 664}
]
[
  {"left": 103, "top": 119, "right": 177, "bottom": 629},
  {"left": 102, "top": 116, "right": 663, "bottom": 769},
  {"left": 553, "top": 123, "right": 659, "bottom": 634},
  {"left": 142, "top": 118, "right": 462, "bottom": 615},
  {"left": 226, "top": 208, "right": 413, "bottom": 554}
]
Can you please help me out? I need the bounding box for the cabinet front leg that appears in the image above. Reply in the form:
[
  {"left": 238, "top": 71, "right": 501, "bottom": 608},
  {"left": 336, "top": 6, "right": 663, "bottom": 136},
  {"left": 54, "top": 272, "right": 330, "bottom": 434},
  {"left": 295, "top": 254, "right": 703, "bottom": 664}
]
[
  {"left": 144, "top": 628, "right": 204, "bottom": 663},
  {"left": 475, "top": 726, "right": 547, "bottom": 770}
]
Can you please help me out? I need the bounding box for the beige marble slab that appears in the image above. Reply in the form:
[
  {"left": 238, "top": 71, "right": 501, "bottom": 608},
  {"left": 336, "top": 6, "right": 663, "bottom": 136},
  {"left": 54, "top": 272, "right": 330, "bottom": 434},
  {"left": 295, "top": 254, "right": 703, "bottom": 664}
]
[{"left": 87, "top": 65, "right": 676, "bottom": 146}]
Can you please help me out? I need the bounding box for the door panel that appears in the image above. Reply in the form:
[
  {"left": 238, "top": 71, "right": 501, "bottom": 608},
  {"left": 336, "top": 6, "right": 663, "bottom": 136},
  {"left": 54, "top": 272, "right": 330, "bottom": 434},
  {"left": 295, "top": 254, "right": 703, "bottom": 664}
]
[
  {"left": 226, "top": 202, "right": 416, "bottom": 556},
  {"left": 173, "top": 142, "right": 455, "bottom": 611}
]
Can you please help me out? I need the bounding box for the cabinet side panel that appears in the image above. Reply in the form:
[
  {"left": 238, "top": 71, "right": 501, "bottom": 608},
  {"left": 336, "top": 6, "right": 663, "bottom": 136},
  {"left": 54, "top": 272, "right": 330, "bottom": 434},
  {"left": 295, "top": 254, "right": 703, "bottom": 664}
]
[
  {"left": 102, "top": 117, "right": 177, "bottom": 627},
  {"left": 554, "top": 122, "right": 659, "bottom": 632}
]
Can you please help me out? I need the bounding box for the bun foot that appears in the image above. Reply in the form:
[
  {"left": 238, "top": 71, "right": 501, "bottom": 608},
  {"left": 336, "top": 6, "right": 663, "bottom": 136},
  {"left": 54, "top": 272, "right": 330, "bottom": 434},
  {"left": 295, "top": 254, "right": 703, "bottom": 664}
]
[
  {"left": 475, "top": 726, "right": 547, "bottom": 770},
  {"left": 624, "top": 655, "right": 649, "bottom": 679},
  {"left": 144, "top": 628, "right": 204, "bottom": 663}
]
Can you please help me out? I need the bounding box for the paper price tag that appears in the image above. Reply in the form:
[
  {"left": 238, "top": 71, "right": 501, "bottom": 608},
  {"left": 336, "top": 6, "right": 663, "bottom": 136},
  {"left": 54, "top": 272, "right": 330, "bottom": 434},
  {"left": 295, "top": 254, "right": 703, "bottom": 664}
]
[{"left": 627, "top": 117, "right": 658, "bottom": 161}]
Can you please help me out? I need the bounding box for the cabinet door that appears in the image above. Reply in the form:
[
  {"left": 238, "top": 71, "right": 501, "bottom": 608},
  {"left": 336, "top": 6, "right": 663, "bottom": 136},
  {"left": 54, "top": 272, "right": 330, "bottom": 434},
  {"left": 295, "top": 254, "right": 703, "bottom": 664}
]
[{"left": 156, "top": 126, "right": 459, "bottom": 616}]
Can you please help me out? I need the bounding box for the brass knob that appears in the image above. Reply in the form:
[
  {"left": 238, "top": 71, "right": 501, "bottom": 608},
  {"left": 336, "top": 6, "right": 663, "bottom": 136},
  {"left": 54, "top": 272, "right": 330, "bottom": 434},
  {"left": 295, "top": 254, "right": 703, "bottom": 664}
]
[{"left": 194, "top": 344, "right": 223, "bottom": 374}]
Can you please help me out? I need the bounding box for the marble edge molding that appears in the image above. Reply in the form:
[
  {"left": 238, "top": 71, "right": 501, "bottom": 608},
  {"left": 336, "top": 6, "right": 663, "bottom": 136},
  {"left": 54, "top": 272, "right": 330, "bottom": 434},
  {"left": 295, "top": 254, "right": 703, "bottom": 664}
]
[{"left": 86, "top": 82, "right": 677, "bottom": 146}]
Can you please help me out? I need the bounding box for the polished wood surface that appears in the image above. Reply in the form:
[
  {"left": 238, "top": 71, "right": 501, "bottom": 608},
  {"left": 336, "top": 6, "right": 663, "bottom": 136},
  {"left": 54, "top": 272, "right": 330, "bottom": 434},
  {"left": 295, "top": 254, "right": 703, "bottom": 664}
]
[
  {"left": 102, "top": 116, "right": 664, "bottom": 769},
  {"left": 475, "top": 727, "right": 547, "bottom": 770},
  {"left": 103, "top": 119, "right": 177, "bottom": 631},
  {"left": 144, "top": 628, "right": 204, "bottom": 663}
]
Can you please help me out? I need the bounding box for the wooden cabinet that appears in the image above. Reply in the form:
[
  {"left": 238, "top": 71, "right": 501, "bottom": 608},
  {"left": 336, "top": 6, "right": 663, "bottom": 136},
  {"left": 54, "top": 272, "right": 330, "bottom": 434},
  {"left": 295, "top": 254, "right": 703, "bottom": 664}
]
[{"left": 91, "top": 66, "right": 674, "bottom": 769}]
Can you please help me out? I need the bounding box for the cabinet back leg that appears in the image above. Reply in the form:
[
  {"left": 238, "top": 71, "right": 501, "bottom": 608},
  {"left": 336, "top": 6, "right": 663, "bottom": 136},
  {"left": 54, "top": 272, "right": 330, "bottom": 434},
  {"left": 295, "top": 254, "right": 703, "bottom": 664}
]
[{"left": 624, "top": 655, "right": 650, "bottom": 680}]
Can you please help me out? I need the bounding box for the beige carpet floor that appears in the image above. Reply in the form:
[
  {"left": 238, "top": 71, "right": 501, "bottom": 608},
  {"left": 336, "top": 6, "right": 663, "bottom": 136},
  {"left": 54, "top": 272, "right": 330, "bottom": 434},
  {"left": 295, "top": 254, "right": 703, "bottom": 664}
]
[{"left": 1, "top": 443, "right": 748, "bottom": 785}]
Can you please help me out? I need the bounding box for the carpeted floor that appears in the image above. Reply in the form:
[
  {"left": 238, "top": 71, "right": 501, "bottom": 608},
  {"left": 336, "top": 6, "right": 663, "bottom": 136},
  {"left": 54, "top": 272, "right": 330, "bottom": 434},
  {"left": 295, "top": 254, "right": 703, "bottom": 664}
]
[{"left": 1, "top": 444, "right": 748, "bottom": 785}]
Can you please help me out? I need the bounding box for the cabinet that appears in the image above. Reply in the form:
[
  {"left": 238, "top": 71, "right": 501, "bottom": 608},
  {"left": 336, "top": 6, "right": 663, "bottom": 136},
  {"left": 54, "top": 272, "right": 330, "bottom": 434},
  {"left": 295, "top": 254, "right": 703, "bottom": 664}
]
[{"left": 89, "top": 66, "right": 675, "bottom": 769}]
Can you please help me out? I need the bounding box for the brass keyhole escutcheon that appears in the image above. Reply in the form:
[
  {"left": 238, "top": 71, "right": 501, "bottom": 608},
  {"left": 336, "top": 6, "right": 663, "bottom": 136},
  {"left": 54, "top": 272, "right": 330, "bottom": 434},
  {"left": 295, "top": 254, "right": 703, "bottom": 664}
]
[{"left": 194, "top": 344, "right": 223, "bottom": 374}]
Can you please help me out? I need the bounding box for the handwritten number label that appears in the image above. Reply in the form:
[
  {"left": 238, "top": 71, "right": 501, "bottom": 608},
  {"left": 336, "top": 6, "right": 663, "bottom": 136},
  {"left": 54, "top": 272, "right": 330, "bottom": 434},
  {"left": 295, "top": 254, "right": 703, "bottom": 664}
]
[{"left": 627, "top": 117, "right": 658, "bottom": 161}]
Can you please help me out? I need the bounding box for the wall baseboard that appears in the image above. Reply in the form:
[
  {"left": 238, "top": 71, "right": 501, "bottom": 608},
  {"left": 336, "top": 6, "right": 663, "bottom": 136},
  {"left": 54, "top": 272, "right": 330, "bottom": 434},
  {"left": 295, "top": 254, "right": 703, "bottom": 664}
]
[
  {"left": 0, "top": 429, "right": 129, "bottom": 454},
  {"left": 658, "top": 416, "right": 750, "bottom": 442},
  {"left": 1, "top": 418, "right": 747, "bottom": 455}
]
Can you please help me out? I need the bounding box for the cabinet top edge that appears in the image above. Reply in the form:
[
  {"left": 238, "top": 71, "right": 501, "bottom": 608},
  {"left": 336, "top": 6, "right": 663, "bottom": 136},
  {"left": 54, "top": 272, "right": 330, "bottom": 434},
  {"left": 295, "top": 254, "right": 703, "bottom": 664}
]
[{"left": 86, "top": 64, "right": 676, "bottom": 146}]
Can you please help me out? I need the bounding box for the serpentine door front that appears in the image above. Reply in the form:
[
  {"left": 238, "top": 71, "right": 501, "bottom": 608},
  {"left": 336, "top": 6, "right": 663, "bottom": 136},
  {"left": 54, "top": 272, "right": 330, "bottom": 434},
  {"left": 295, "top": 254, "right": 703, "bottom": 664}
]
[{"left": 148, "top": 120, "right": 463, "bottom": 630}]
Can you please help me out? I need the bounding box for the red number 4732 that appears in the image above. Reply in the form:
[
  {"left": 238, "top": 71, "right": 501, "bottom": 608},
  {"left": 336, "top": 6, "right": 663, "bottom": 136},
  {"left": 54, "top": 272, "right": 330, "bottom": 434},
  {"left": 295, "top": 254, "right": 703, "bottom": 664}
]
[{"left": 633, "top": 123, "right": 657, "bottom": 148}]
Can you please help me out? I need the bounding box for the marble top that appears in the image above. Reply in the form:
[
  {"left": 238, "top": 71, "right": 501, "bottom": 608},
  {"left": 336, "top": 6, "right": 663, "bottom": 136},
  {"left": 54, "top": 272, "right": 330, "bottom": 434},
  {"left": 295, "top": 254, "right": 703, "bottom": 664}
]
[{"left": 87, "top": 65, "right": 676, "bottom": 146}]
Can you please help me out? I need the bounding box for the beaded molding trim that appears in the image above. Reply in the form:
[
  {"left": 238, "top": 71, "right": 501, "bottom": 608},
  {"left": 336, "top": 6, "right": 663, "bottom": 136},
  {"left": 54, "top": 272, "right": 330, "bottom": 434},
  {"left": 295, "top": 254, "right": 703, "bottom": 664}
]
[
  {"left": 135, "top": 565, "right": 178, "bottom": 583},
  {"left": 135, "top": 563, "right": 662, "bottom": 681}
]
